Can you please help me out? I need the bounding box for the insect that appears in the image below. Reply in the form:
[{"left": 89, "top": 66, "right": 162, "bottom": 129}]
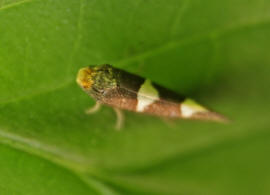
[{"left": 76, "top": 64, "right": 227, "bottom": 129}]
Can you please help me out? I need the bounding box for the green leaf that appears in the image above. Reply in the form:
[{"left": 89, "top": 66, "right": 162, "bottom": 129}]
[{"left": 0, "top": 0, "right": 270, "bottom": 194}]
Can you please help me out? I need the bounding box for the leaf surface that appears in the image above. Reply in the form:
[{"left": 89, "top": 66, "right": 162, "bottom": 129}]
[{"left": 0, "top": 0, "right": 270, "bottom": 194}]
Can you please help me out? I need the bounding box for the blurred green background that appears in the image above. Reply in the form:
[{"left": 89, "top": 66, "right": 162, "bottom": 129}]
[{"left": 0, "top": 0, "right": 270, "bottom": 194}]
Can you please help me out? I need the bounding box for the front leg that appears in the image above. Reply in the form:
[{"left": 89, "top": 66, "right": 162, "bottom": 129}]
[
  {"left": 85, "top": 101, "right": 101, "bottom": 114},
  {"left": 85, "top": 102, "right": 124, "bottom": 130}
]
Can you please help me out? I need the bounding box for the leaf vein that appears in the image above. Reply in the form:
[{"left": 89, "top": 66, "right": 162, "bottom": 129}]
[
  {"left": 0, "top": 80, "right": 73, "bottom": 106},
  {"left": 0, "top": 130, "right": 116, "bottom": 194},
  {"left": 115, "top": 18, "right": 270, "bottom": 67},
  {"left": 0, "top": 0, "right": 35, "bottom": 11},
  {"left": 66, "top": 0, "right": 85, "bottom": 77},
  {"left": 169, "top": 0, "right": 190, "bottom": 38}
]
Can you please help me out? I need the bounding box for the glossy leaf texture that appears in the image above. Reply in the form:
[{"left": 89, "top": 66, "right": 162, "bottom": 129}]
[{"left": 0, "top": 0, "right": 270, "bottom": 194}]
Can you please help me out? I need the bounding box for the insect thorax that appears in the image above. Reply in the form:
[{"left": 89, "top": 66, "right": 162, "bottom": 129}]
[{"left": 89, "top": 65, "right": 118, "bottom": 100}]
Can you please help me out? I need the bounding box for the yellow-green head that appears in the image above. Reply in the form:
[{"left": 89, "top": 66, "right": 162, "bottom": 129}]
[
  {"left": 76, "top": 67, "right": 95, "bottom": 90},
  {"left": 76, "top": 65, "right": 117, "bottom": 99}
]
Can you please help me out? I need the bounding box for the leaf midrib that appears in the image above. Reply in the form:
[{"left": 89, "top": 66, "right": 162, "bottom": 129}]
[
  {"left": 0, "top": 120, "right": 269, "bottom": 195},
  {"left": 0, "top": 135, "right": 117, "bottom": 194}
]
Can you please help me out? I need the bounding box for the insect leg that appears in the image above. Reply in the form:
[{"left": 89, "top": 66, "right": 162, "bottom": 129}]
[
  {"left": 113, "top": 107, "right": 124, "bottom": 130},
  {"left": 85, "top": 101, "right": 101, "bottom": 114}
]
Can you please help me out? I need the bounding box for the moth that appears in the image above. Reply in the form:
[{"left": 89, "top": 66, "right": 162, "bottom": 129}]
[{"left": 76, "top": 64, "right": 227, "bottom": 129}]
